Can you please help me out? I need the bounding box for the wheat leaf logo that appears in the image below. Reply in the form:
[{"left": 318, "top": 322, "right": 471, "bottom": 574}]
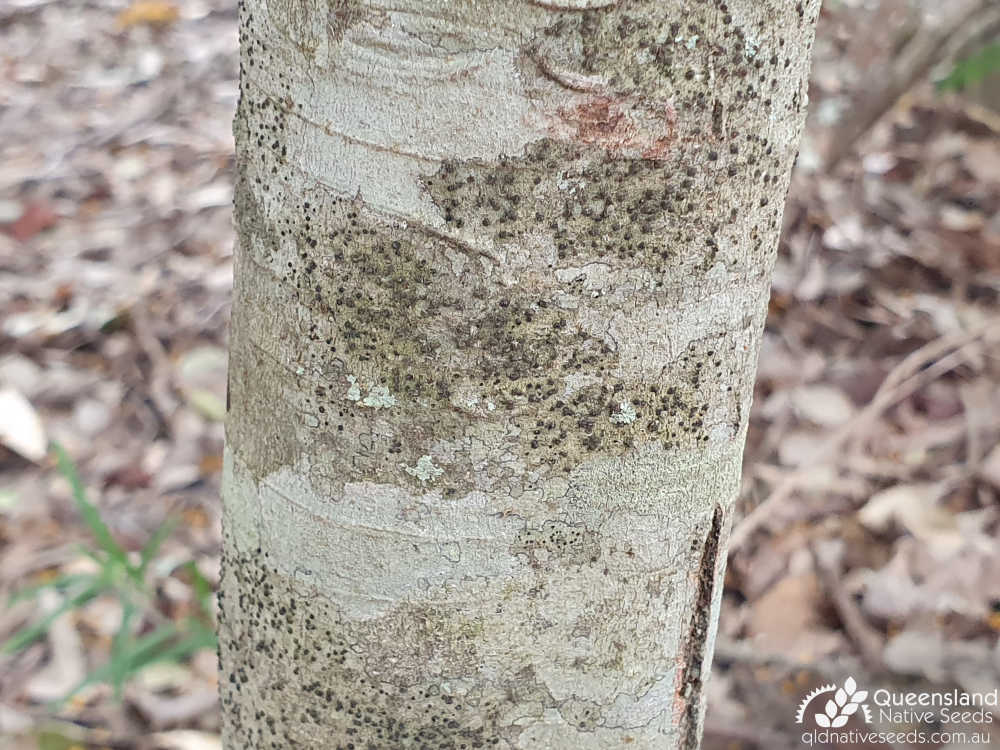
[{"left": 797, "top": 677, "right": 872, "bottom": 727}]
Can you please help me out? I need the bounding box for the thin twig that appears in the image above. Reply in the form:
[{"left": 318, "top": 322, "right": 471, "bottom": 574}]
[
  {"left": 130, "top": 303, "right": 178, "bottom": 438},
  {"left": 824, "top": 0, "right": 996, "bottom": 172},
  {"left": 812, "top": 541, "right": 885, "bottom": 672},
  {"left": 730, "top": 321, "right": 998, "bottom": 551}
]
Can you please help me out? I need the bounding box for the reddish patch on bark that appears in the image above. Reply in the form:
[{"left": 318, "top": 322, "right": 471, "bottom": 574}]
[
  {"left": 553, "top": 94, "right": 675, "bottom": 159},
  {"left": 563, "top": 96, "right": 627, "bottom": 143}
]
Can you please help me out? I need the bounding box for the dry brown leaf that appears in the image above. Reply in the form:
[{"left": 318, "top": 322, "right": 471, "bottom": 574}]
[
  {"left": 791, "top": 384, "right": 856, "bottom": 427},
  {"left": 24, "top": 591, "right": 86, "bottom": 703},
  {"left": 857, "top": 483, "right": 964, "bottom": 556},
  {"left": 0, "top": 201, "right": 57, "bottom": 241},
  {"left": 129, "top": 688, "right": 218, "bottom": 729},
  {"left": 746, "top": 573, "right": 843, "bottom": 662},
  {"left": 116, "top": 0, "right": 180, "bottom": 30},
  {"left": 980, "top": 444, "right": 1000, "bottom": 491}
]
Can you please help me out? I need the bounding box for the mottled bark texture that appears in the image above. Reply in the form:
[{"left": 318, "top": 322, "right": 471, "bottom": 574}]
[{"left": 220, "top": 1, "right": 819, "bottom": 747}]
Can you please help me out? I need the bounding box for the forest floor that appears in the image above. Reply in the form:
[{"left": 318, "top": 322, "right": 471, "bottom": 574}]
[{"left": 1, "top": 0, "right": 998, "bottom": 748}]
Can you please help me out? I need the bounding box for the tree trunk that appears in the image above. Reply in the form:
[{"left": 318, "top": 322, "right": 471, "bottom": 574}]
[{"left": 220, "top": 1, "right": 820, "bottom": 748}]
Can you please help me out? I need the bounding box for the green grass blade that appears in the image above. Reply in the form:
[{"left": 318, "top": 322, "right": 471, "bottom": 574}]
[
  {"left": 52, "top": 443, "right": 129, "bottom": 568},
  {"left": 938, "top": 42, "right": 1000, "bottom": 92},
  {"left": 108, "top": 600, "right": 138, "bottom": 700},
  {"left": 2, "top": 582, "right": 103, "bottom": 654},
  {"left": 8, "top": 574, "right": 98, "bottom": 605},
  {"left": 61, "top": 618, "right": 217, "bottom": 704},
  {"left": 180, "top": 561, "right": 215, "bottom": 618},
  {"left": 61, "top": 623, "right": 180, "bottom": 702},
  {"left": 136, "top": 518, "right": 178, "bottom": 580},
  {"left": 153, "top": 619, "right": 218, "bottom": 663}
]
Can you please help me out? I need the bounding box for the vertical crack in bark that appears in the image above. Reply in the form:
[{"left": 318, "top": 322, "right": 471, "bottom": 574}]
[{"left": 679, "top": 504, "right": 724, "bottom": 749}]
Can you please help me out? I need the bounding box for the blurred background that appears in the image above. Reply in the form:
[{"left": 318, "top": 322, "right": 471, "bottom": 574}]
[{"left": 0, "top": 0, "right": 998, "bottom": 748}]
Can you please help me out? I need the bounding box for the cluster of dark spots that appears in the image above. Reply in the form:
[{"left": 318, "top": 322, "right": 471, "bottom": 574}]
[
  {"left": 532, "top": 0, "right": 814, "bottom": 187},
  {"left": 236, "top": 135, "right": 755, "bottom": 486},
  {"left": 415, "top": 138, "right": 751, "bottom": 467},
  {"left": 286, "top": 196, "right": 450, "bottom": 373},
  {"left": 505, "top": 332, "right": 747, "bottom": 459},
  {"left": 449, "top": 278, "right": 742, "bottom": 466},
  {"left": 460, "top": 295, "right": 570, "bottom": 378},
  {"left": 645, "top": 337, "right": 743, "bottom": 451},
  {"left": 218, "top": 547, "right": 505, "bottom": 749},
  {"left": 423, "top": 127, "right": 787, "bottom": 299},
  {"left": 234, "top": 185, "right": 491, "bottom": 496},
  {"left": 512, "top": 520, "right": 601, "bottom": 568},
  {"left": 531, "top": 383, "right": 624, "bottom": 463},
  {"left": 557, "top": 697, "right": 603, "bottom": 732},
  {"left": 425, "top": 141, "right": 720, "bottom": 274},
  {"left": 233, "top": 0, "right": 800, "bottom": 495},
  {"left": 235, "top": 0, "right": 299, "bottom": 187},
  {"left": 459, "top": 299, "right": 637, "bottom": 470},
  {"left": 545, "top": 3, "right": 792, "bottom": 104}
]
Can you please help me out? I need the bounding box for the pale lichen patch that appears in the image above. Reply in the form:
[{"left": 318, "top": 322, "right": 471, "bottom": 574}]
[
  {"left": 345, "top": 375, "right": 361, "bottom": 402},
  {"left": 610, "top": 400, "right": 638, "bottom": 425},
  {"left": 405, "top": 455, "right": 444, "bottom": 483},
  {"left": 345, "top": 376, "right": 398, "bottom": 409},
  {"left": 361, "top": 384, "right": 397, "bottom": 409}
]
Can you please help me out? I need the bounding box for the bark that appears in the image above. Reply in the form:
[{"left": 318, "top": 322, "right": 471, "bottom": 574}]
[{"left": 219, "top": 1, "right": 820, "bottom": 748}]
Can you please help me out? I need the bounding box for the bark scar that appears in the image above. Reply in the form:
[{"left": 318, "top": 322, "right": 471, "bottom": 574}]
[{"left": 676, "top": 504, "right": 724, "bottom": 748}]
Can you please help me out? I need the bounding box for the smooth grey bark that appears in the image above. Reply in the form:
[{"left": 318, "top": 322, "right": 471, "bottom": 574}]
[{"left": 219, "top": 1, "right": 820, "bottom": 748}]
